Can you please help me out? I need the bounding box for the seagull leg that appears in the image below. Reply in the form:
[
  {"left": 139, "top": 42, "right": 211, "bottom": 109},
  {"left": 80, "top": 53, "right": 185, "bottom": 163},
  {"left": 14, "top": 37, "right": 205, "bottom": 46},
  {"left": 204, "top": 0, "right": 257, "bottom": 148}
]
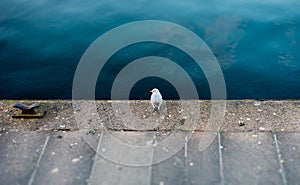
[{"left": 153, "top": 107, "right": 160, "bottom": 114}]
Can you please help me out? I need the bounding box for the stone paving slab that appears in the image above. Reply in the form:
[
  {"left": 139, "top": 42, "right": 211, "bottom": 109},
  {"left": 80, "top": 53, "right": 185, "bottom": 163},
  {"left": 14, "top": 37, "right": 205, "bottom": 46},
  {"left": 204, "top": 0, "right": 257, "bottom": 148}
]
[
  {"left": 151, "top": 144, "right": 186, "bottom": 185},
  {"left": 0, "top": 131, "right": 49, "bottom": 185},
  {"left": 32, "top": 131, "right": 95, "bottom": 185},
  {"left": 276, "top": 132, "right": 300, "bottom": 185},
  {"left": 89, "top": 131, "right": 152, "bottom": 185},
  {"left": 90, "top": 131, "right": 221, "bottom": 185},
  {"left": 221, "top": 132, "right": 283, "bottom": 185},
  {"left": 89, "top": 155, "right": 152, "bottom": 185},
  {"left": 186, "top": 132, "right": 221, "bottom": 185}
]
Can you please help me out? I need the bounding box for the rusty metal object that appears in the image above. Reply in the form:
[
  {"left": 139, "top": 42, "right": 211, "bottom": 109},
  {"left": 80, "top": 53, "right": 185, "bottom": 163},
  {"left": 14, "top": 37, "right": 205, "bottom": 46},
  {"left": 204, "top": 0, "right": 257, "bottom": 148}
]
[{"left": 12, "top": 102, "right": 46, "bottom": 118}]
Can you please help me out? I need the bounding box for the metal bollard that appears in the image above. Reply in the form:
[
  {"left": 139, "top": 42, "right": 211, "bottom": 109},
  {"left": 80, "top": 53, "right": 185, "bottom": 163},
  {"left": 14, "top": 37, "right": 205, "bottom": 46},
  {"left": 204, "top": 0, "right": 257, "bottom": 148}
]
[{"left": 12, "top": 102, "right": 46, "bottom": 118}]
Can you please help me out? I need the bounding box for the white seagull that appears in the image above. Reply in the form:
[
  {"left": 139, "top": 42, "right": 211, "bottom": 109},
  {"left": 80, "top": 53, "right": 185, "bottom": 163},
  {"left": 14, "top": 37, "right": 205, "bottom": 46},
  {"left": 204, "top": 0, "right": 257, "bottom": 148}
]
[{"left": 150, "top": 88, "right": 163, "bottom": 113}]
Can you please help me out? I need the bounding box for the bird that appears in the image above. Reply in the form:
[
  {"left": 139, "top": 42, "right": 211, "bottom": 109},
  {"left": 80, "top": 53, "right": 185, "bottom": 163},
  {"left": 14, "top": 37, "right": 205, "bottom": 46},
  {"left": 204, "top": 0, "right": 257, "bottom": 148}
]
[{"left": 150, "top": 88, "right": 163, "bottom": 113}]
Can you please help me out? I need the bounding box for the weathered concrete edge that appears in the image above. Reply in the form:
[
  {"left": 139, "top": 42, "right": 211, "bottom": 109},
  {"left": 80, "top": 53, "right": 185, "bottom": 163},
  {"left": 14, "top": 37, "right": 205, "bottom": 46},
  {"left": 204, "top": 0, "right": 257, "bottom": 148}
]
[{"left": 0, "top": 100, "right": 299, "bottom": 132}]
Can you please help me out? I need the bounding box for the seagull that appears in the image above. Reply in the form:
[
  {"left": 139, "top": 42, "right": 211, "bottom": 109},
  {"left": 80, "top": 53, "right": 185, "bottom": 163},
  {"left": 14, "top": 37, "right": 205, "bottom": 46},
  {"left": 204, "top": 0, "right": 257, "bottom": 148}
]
[{"left": 150, "top": 88, "right": 163, "bottom": 113}]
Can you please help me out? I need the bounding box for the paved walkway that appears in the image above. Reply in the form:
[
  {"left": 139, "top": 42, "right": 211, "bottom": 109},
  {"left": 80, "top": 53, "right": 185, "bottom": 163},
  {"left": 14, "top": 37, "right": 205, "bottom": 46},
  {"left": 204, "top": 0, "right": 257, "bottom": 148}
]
[
  {"left": 0, "top": 100, "right": 300, "bottom": 185},
  {"left": 1, "top": 130, "right": 300, "bottom": 185}
]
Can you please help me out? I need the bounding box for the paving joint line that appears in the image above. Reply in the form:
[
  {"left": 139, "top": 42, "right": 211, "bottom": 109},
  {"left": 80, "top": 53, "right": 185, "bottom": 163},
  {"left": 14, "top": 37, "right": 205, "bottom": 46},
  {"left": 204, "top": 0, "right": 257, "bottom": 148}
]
[
  {"left": 184, "top": 134, "right": 188, "bottom": 158},
  {"left": 88, "top": 132, "right": 103, "bottom": 185},
  {"left": 147, "top": 133, "right": 155, "bottom": 185},
  {"left": 184, "top": 132, "right": 189, "bottom": 184},
  {"left": 218, "top": 132, "right": 225, "bottom": 185},
  {"left": 27, "top": 135, "right": 50, "bottom": 185},
  {"left": 273, "top": 133, "right": 288, "bottom": 185}
]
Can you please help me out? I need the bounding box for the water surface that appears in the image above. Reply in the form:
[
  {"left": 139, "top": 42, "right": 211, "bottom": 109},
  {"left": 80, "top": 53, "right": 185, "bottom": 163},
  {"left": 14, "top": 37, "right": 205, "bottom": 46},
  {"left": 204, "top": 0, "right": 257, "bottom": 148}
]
[{"left": 0, "top": 0, "right": 299, "bottom": 99}]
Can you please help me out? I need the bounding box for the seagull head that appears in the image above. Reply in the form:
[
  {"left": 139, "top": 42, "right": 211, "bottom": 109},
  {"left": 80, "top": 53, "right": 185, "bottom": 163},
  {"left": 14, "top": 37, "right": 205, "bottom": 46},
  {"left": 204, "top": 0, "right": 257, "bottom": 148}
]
[{"left": 150, "top": 88, "right": 160, "bottom": 94}]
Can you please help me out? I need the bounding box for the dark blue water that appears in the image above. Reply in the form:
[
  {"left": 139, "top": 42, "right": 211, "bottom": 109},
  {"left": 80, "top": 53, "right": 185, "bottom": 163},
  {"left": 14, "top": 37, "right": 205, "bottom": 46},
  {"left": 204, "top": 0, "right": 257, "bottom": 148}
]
[{"left": 0, "top": 0, "right": 300, "bottom": 99}]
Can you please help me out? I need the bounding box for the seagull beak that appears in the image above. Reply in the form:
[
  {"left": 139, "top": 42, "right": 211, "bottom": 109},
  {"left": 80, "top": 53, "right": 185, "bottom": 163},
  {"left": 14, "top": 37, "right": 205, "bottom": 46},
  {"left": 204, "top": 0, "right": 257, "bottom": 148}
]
[{"left": 150, "top": 90, "right": 153, "bottom": 93}]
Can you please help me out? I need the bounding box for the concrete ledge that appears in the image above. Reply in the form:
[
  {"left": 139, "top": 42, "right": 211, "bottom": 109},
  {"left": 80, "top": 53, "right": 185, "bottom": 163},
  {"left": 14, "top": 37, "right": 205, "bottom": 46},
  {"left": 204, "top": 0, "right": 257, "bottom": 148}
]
[{"left": 0, "top": 100, "right": 299, "bottom": 132}]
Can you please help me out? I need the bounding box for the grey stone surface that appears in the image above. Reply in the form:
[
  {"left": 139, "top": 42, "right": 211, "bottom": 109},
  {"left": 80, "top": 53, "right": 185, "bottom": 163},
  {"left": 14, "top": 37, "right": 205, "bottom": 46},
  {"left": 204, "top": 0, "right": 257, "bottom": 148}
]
[
  {"left": 276, "top": 132, "right": 300, "bottom": 185},
  {"left": 89, "top": 156, "right": 152, "bottom": 185},
  {"left": 221, "top": 132, "right": 283, "bottom": 185},
  {"left": 0, "top": 131, "right": 49, "bottom": 185},
  {"left": 222, "top": 100, "right": 300, "bottom": 132},
  {"left": 0, "top": 99, "right": 300, "bottom": 185},
  {"left": 1, "top": 100, "right": 300, "bottom": 132},
  {"left": 186, "top": 132, "right": 221, "bottom": 185},
  {"left": 32, "top": 131, "right": 95, "bottom": 185},
  {"left": 0, "top": 130, "right": 300, "bottom": 185},
  {"left": 89, "top": 131, "right": 152, "bottom": 185},
  {"left": 151, "top": 140, "right": 186, "bottom": 185}
]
